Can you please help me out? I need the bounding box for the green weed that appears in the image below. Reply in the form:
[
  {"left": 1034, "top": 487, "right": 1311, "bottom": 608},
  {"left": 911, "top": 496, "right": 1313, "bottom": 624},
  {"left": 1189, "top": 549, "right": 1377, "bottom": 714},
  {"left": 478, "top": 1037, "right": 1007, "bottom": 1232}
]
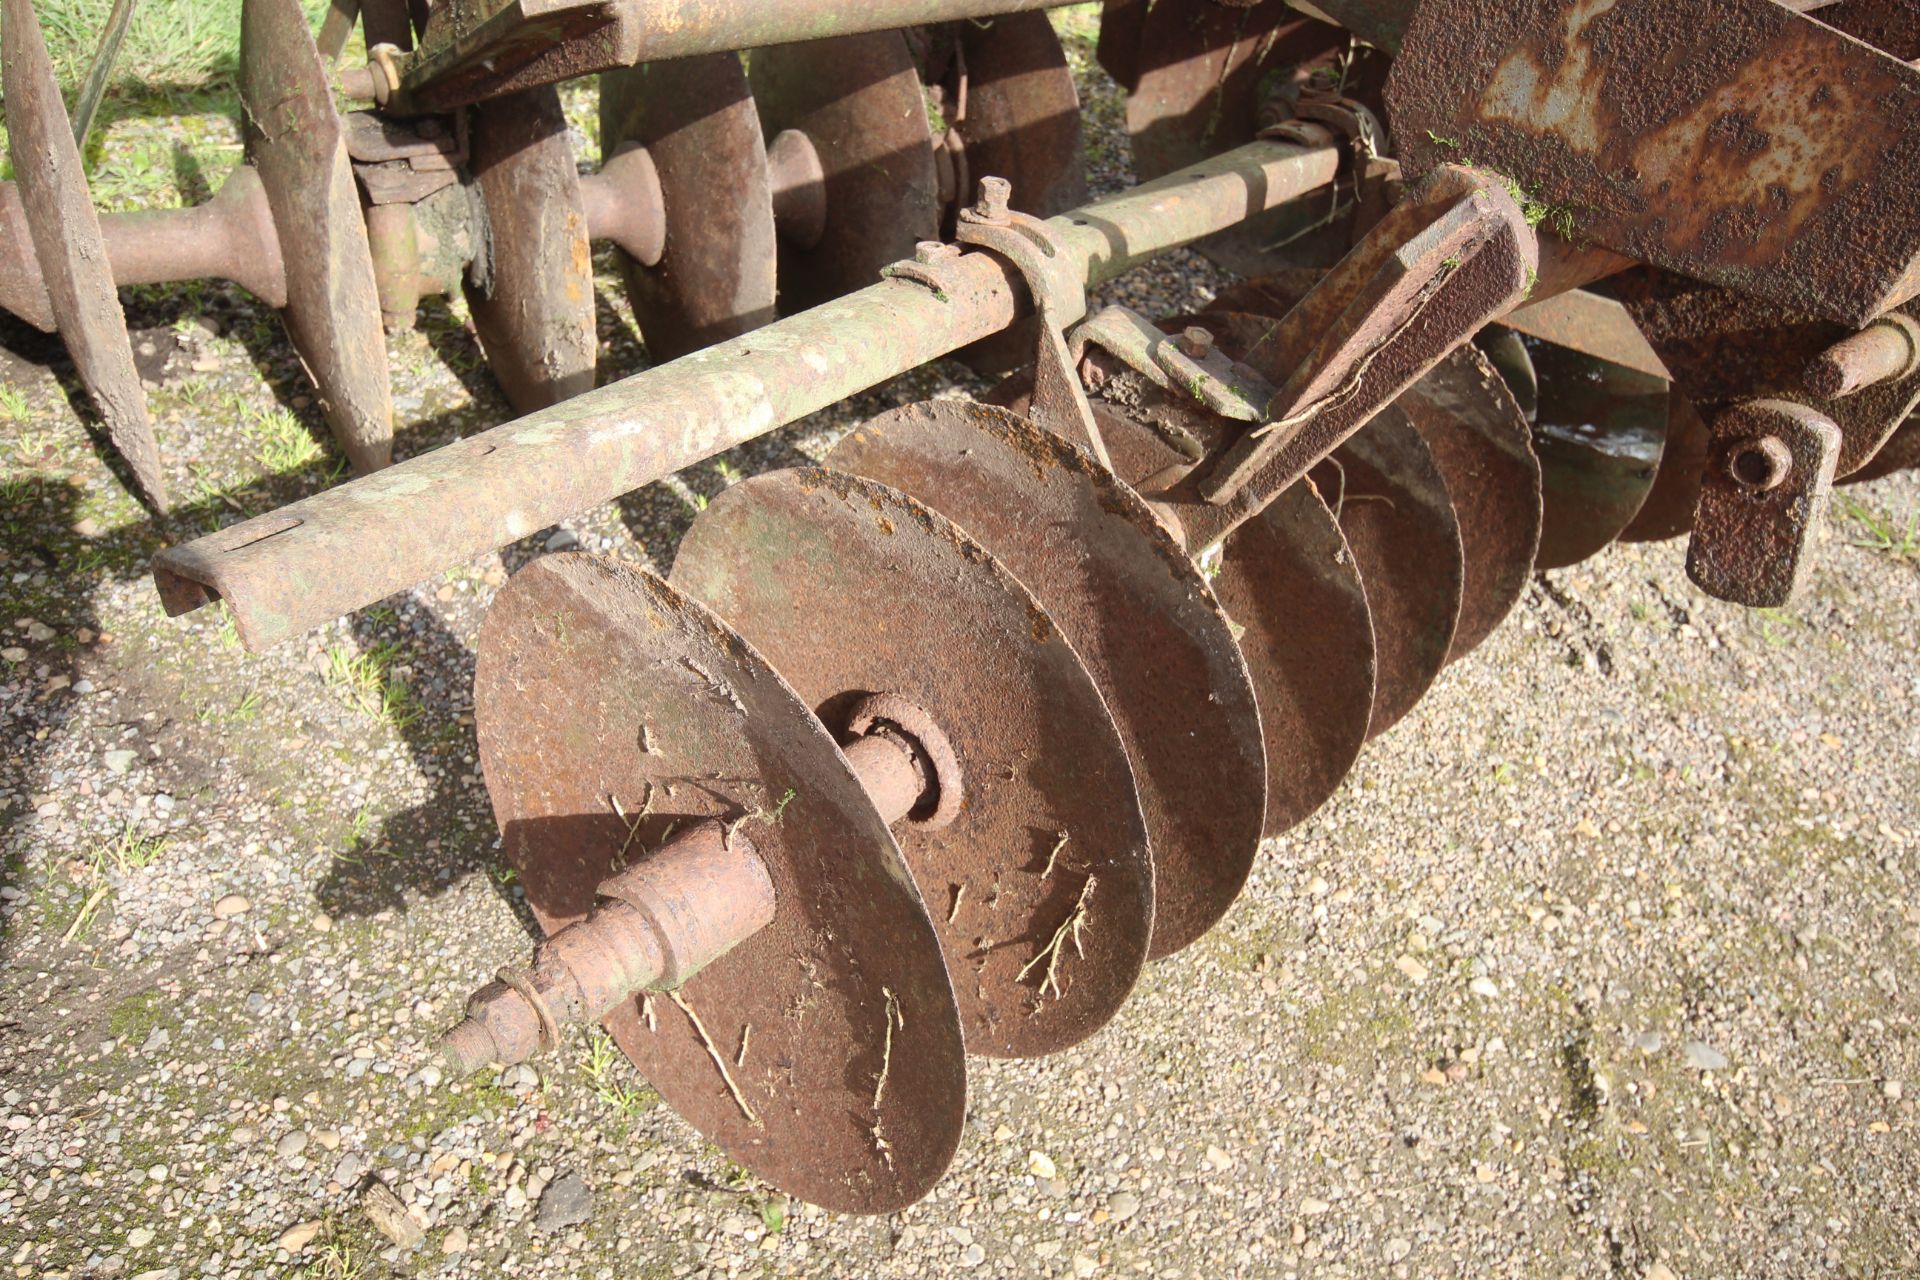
[
  {"left": 322, "top": 641, "right": 418, "bottom": 730},
  {"left": 1835, "top": 495, "right": 1919, "bottom": 563},
  {"left": 0, "top": 385, "right": 28, "bottom": 423},
  {"left": 249, "top": 406, "right": 326, "bottom": 473}
]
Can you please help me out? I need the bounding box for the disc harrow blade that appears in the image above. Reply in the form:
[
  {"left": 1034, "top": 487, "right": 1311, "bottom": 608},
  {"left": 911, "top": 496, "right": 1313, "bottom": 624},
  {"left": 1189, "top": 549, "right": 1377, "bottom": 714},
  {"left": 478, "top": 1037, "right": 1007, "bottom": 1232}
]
[
  {"left": 673, "top": 468, "right": 1155, "bottom": 1057},
  {"left": 2, "top": 0, "right": 168, "bottom": 510},
  {"left": 1308, "top": 408, "right": 1465, "bottom": 740},
  {"left": 829, "top": 400, "right": 1266, "bottom": 959},
  {"left": 750, "top": 31, "right": 942, "bottom": 312},
  {"left": 464, "top": 86, "right": 597, "bottom": 412},
  {"left": 1522, "top": 340, "right": 1670, "bottom": 571},
  {"left": 241, "top": 0, "right": 393, "bottom": 473},
  {"left": 948, "top": 12, "right": 1088, "bottom": 220},
  {"left": 599, "top": 54, "right": 778, "bottom": 361},
  {"left": 1089, "top": 397, "right": 1376, "bottom": 840},
  {"left": 476, "top": 553, "right": 967, "bottom": 1215}
]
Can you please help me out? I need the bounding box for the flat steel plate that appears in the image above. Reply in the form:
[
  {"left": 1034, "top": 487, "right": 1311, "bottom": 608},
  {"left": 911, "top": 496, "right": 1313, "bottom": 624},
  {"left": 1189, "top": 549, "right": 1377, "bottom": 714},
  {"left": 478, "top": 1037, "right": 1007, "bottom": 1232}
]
[
  {"left": 829, "top": 400, "right": 1265, "bottom": 958},
  {"left": 1308, "top": 409, "right": 1465, "bottom": 740},
  {"left": 673, "top": 469, "right": 1154, "bottom": 1057},
  {"left": 751, "top": 32, "right": 941, "bottom": 312},
  {"left": 464, "top": 86, "right": 597, "bottom": 412},
  {"left": 600, "top": 54, "right": 778, "bottom": 360},
  {"left": 2, "top": 0, "right": 167, "bottom": 509},
  {"left": 1093, "top": 400, "right": 1374, "bottom": 840},
  {"left": 475, "top": 553, "right": 966, "bottom": 1214}
]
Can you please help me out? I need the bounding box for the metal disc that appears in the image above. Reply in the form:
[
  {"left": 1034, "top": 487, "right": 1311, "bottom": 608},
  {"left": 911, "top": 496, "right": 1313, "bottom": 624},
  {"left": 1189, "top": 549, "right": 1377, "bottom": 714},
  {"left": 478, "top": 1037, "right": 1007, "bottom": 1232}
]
[
  {"left": 1526, "top": 341, "right": 1669, "bottom": 571},
  {"left": 1168, "top": 305, "right": 1540, "bottom": 664},
  {"left": 241, "top": 0, "right": 393, "bottom": 473},
  {"left": 1844, "top": 414, "right": 1920, "bottom": 486},
  {"left": 1308, "top": 410, "right": 1465, "bottom": 740},
  {"left": 672, "top": 469, "right": 1154, "bottom": 1057},
  {"left": 600, "top": 55, "right": 778, "bottom": 360},
  {"left": 1394, "top": 346, "right": 1542, "bottom": 661},
  {"left": 951, "top": 12, "right": 1087, "bottom": 219},
  {"left": 2, "top": 0, "right": 168, "bottom": 510},
  {"left": 475, "top": 553, "right": 966, "bottom": 1214},
  {"left": 751, "top": 32, "right": 942, "bottom": 312},
  {"left": 1620, "top": 395, "right": 1709, "bottom": 543},
  {"left": 829, "top": 400, "right": 1264, "bottom": 958},
  {"left": 464, "top": 86, "right": 597, "bottom": 412},
  {"left": 1091, "top": 400, "right": 1375, "bottom": 840}
]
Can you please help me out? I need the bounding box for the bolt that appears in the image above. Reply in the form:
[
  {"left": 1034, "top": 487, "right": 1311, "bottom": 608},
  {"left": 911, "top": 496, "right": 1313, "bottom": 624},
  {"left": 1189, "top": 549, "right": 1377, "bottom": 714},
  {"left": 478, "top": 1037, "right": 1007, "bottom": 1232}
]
[
  {"left": 914, "top": 240, "right": 957, "bottom": 265},
  {"left": 1725, "top": 435, "right": 1793, "bottom": 493},
  {"left": 973, "top": 176, "right": 1013, "bottom": 225},
  {"left": 1804, "top": 316, "right": 1920, "bottom": 398},
  {"left": 1177, "top": 327, "right": 1215, "bottom": 361}
]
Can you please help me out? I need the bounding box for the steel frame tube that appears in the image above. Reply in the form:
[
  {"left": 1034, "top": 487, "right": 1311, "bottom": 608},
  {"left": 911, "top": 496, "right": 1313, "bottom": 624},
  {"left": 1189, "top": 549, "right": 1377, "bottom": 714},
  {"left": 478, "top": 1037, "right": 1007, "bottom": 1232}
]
[{"left": 152, "top": 138, "right": 1342, "bottom": 651}]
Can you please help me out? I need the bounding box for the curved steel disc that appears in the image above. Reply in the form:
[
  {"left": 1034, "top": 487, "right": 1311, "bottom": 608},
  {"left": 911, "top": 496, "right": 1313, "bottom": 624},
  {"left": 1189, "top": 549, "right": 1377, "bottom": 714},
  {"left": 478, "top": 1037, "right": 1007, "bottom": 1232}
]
[
  {"left": 1394, "top": 346, "right": 1542, "bottom": 661},
  {"left": 952, "top": 12, "right": 1087, "bottom": 219},
  {"left": 1621, "top": 394, "right": 1709, "bottom": 543},
  {"left": 1308, "top": 410, "right": 1465, "bottom": 740},
  {"left": 475, "top": 554, "right": 966, "bottom": 1214},
  {"left": 673, "top": 469, "right": 1153, "bottom": 1057},
  {"left": 1527, "top": 341, "right": 1669, "bottom": 571},
  {"left": 829, "top": 401, "right": 1264, "bottom": 958},
  {"left": 1091, "top": 401, "right": 1375, "bottom": 840},
  {"left": 2, "top": 0, "right": 167, "bottom": 510},
  {"left": 241, "top": 0, "right": 393, "bottom": 473},
  {"left": 751, "top": 32, "right": 942, "bottom": 312},
  {"left": 464, "top": 86, "right": 597, "bottom": 412},
  {"left": 600, "top": 55, "right": 778, "bottom": 360}
]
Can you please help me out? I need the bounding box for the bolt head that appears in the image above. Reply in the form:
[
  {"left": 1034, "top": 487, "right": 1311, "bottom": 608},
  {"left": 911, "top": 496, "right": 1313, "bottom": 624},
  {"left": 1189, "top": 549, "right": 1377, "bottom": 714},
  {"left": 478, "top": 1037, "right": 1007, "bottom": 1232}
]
[
  {"left": 1178, "top": 327, "right": 1216, "bottom": 360},
  {"left": 1725, "top": 435, "right": 1793, "bottom": 493}
]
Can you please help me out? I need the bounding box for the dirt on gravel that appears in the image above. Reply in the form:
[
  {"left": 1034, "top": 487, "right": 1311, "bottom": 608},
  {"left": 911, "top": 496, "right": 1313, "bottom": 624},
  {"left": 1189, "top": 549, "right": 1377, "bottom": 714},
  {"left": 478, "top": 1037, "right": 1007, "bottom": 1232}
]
[{"left": 3, "top": 12, "right": 1920, "bottom": 1280}]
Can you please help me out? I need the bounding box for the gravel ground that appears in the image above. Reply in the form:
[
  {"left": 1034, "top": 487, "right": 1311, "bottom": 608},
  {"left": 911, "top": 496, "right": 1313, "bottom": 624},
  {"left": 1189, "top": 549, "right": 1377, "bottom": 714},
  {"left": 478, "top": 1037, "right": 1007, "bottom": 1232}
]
[{"left": 4, "top": 13, "right": 1920, "bottom": 1280}]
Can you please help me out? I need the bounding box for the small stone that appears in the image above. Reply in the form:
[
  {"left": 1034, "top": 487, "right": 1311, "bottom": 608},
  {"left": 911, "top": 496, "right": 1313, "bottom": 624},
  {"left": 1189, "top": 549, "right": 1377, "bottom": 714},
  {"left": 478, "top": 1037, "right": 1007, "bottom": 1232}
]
[
  {"left": 1299, "top": 1196, "right": 1332, "bottom": 1216},
  {"left": 1385, "top": 1238, "right": 1412, "bottom": 1263},
  {"left": 276, "top": 1130, "right": 309, "bottom": 1161},
  {"left": 1394, "top": 955, "right": 1429, "bottom": 984},
  {"left": 104, "top": 749, "right": 137, "bottom": 775},
  {"left": 277, "top": 1221, "right": 322, "bottom": 1253},
  {"left": 312, "top": 1129, "right": 341, "bottom": 1151},
  {"left": 212, "top": 894, "right": 250, "bottom": 920},
  {"left": 1073, "top": 1254, "right": 1098, "bottom": 1278},
  {"left": 1205, "top": 1144, "right": 1234, "bottom": 1172},
  {"left": 1681, "top": 1041, "right": 1728, "bottom": 1071},
  {"left": 536, "top": 1172, "right": 593, "bottom": 1233},
  {"left": 1645, "top": 1264, "right": 1679, "bottom": 1280},
  {"left": 1108, "top": 1190, "right": 1140, "bottom": 1221},
  {"left": 1027, "top": 1150, "right": 1057, "bottom": 1180},
  {"left": 22, "top": 620, "right": 53, "bottom": 642},
  {"left": 363, "top": 1182, "right": 425, "bottom": 1249},
  {"left": 1632, "top": 1031, "right": 1665, "bottom": 1054},
  {"left": 1468, "top": 977, "right": 1500, "bottom": 999},
  {"left": 0, "top": 647, "right": 22, "bottom": 664},
  {"left": 960, "top": 1244, "right": 986, "bottom": 1267},
  {"left": 312, "top": 913, "right": 334, "bottom": 933},
  {"left": 441, "top": 1226, "right": 469, "bottom": 1255},
  {"left": 1883, "top": 1079, "right": 1903, "bottom": 1100},
  {"left": 127, "top": 1228, "right": 154, "bottom": 1248},
  {"left": 545, "top": 528, "right": 580, "bottom": 552}
]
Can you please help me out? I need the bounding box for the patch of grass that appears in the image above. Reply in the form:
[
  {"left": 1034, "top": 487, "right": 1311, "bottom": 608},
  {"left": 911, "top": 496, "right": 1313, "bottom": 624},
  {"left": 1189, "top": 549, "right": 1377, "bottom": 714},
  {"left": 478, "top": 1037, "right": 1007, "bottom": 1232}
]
[
  {"left": 1835, "top": 495, "right": 1919, "bottom": 563},
  {"left": 248, "top": 406, "right": 326, "bottom": 474},
  {"left": 107, "top": 989, "right": 169, "bottom": 1041},
  {"left": 65, "top": 823, "right": 170, "bottom": 941},
  {"left": 322, "top": 641, "right": 418, "bottom": 730},
  {"left": 581, "top": 1027, "right": 660, "bottom": 1131},
  {"left": 0, "top": 385, "right": 28, "bottom": 423}
]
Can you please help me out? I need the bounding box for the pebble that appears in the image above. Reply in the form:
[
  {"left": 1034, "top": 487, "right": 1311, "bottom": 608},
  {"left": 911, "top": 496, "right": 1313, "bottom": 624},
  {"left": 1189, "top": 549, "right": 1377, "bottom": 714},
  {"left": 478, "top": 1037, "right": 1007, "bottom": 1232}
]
[
  {"left": 1469, "top": 976, "right": 1500, "bottom": 999},
  {"left": 1299, "top": 1197, "right": 1332, "bottom": 1215},
  {"left": 104, "top": 749, "right": 137, "bottom": 775},
  {"left": 277, "top": 1221, "right": 322, "bottom": 1253},
  {"left": 276, "top": 1130, "right": 309, "bottom": 1161},
  {"left": 1205, "top": 1144, "right": 1234, "bottom": 1172},
  {"left": 442, "top": 1226, "right": 469, "bottom": 1255},
  {"left": 1394, "top": 955, "right": 1429, "bottom": 983},
  {"left": 1681, "top": 1041, "right": 1729, "bottom": 1071},
  {"left": 363, "top": 1182, "right": 425, "bottom": 1248},
  {"left": 1632, "top": 1031, "right": 1666, "bottom": 1054},
  {"left": 960, "top": 1244, "right": 986, "bottom": 1267},
  {"left": 1028, "top": 1150, "right": 1057, "bottom": 1179},
  {"left": 212, "top": 894, "right": 250, "bottom": 919},
  {"left": 545, "top": 528, "right": 581, "bottom": 552},
  {"left": 126, "top": 1228, "right": 154, "bottom": 1248},
  {"left": 536, "top": 1172, "right": 593, "bottom": 1232},
  {"left": 1646, "top": 1264, "right": 1679, "bottom": 1280},
  {"left": 1108, "top": 1190, "right": 1140, "bottom": 1221}
]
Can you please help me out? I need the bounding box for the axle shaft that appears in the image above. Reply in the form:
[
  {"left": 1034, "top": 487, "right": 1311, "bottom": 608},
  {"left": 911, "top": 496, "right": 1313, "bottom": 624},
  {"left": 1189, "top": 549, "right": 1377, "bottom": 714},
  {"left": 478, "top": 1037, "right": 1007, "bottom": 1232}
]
[{"left": 153, "top": 137, "right": 1344, "bottom": 651}]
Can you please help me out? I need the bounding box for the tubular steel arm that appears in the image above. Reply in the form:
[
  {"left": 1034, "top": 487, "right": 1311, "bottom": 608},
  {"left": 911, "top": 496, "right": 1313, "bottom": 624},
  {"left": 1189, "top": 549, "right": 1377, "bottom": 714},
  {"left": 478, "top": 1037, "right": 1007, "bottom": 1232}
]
[{"left": 151, "top": 136, "right": 1343, "bottom": 651}]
